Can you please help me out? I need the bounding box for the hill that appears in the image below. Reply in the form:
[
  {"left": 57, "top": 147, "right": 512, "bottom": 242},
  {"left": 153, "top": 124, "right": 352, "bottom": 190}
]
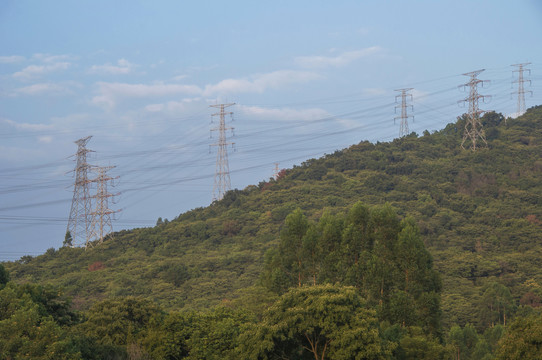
[{"left": 5, "top": 105, "right": 542, "bottom": 332}]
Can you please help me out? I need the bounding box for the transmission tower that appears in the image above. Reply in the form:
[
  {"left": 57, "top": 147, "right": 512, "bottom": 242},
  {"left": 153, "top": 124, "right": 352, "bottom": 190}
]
[
  {"left": 394, "top": 88, "right": 414, "bottom": 137},
  {"left": 67, "top": 136, "right": 94, "bottom": 247},
  {"left": 511, "top": 62, "right": 532, "bottom": 116},
  {"left": 273, "top": 163, "right": 280, "bottom": 180},
  {"left": 459, "top": 69, "right": 490, "bottom": 151},
  {"left": 210, "top": 103, "right": 235, "bottom": 201},
  {"left": 89, "top": 166, "right": 119, "bottom": 245}
]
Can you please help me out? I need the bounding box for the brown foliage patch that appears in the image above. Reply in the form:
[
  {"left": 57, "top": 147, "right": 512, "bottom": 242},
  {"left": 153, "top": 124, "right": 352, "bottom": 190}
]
[{"left": 88, "top": 261, "right": 105, "bottom": 272}]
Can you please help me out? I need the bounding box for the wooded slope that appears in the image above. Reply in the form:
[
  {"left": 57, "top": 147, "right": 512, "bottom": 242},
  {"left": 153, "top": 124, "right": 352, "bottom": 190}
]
[{"left": 7, "top": 105, "right": 542, "bottom": 331}]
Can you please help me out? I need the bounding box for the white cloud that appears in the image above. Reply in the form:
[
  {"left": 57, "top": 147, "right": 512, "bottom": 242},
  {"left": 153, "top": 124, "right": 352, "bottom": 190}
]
[
  {"left": 1, "top": 117, "right": 54, "bottom": 131},
  {"left": 411, "top": 89, "right": 429, "bottom": 102},
  {"left": 238, "top": 105, "right": 330, "bottom": 122},
  {"left": 203, "top": 70, "right": 321, "bottom": 96},
  {"left": 172, "top": 74, "right": 188, "bottom": 81},
  {"left": 13, "top": 83, "right": 73, "bottom": 96},
  {"left": 336, "top": 118, "right": 360, "bottom": 129},
  {"left": 145, "top": 103, "right": 165, "bottom": 112},
  {"left": 0, "top": 55, "right": 25, "bottom": 63},
  {"left": 295, "top": 47, "right": 382, "bottom": 69},
  {"left": 49, "top": 113, "right": 91, "bottom": 129},
  {"left": 144, "top": 98, "right": 202, "bottom": 114},
  {"left": 32, "top": 53, "right": 74, "bottom": 63},
  {"left": 91, "top": 82, "right": 202, "bottom": 109},
  {"left": 13, "top": 62, "right": 70, "bottom": 79},
  {"left": 89, "top": 58, "right": 136, "bottom": 75},
  {"left": 362, "top": 88, "right": 387, "bottom": 96},
  {"left": 92, "top": 70, "right": 321, "bottom": 109},
  {"left": 38, "top": 136, "right": 53, "bottom": 143}
]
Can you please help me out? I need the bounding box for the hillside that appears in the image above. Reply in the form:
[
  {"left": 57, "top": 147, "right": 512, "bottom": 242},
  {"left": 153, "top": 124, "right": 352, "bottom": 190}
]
[{"left": 6, "top": 105, "right": 542, "bottom": 331}]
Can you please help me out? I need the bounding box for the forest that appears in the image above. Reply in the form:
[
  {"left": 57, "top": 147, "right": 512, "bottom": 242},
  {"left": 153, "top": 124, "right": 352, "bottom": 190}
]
[{"left": 2, "top": 106, "right": 542, "bottom": 359}]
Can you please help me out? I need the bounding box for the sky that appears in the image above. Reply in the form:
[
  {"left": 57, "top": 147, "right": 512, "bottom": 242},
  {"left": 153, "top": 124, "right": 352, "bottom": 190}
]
[{"left": 1, "top": 0, "right": 541, "bottom": 260}]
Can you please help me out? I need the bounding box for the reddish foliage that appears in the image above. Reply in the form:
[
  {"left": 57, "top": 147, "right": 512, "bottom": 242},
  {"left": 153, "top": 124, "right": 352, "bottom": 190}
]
[
  {"left": 222, "top": 220, "right": 241, "bottom": 236},
  {"left": 260, "top": 182, "right": 272, "bottom": 192},
  {"left": 276, "top": 169, "right": 287, "bottom": 180},
  {"left": 88, "top": 261, "right": 105, "bottom": 272},
  {"left": 526, "top": 215, "right": 542, "bottom": 226},
  {"left": 520, "top": 292, "right": 541, "bottom": 307}
]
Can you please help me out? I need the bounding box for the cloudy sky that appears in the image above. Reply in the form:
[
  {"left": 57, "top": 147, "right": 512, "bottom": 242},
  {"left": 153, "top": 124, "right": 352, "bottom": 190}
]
[{"left": 1, "top": 0, "right": 541, "bottom": 260}]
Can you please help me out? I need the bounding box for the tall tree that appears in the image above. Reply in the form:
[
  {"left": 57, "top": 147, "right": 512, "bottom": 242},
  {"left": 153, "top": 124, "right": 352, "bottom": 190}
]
[
  {"left": 241, "top": 284, "right": 390, "bottom": 360},
  {"left": 63, "top": 231, "right": 73, "bottom": 247},
  {"left": 277, "top": 208, "right": 309, "bottom": 288},
  {"left": 480, "top": 282, "right": 516, "bottom": 327},
  {"left": 0, "top": 264, "right": 9, "bottom": 287}
]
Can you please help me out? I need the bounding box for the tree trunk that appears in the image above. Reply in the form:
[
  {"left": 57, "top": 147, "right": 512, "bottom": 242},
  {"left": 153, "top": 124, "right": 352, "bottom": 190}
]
[
  {"left": 379, "top": 278, "right": 384, "bottom": 306},
  {"left": 298, "top": 259, "right": 302, "bottom": 287}
]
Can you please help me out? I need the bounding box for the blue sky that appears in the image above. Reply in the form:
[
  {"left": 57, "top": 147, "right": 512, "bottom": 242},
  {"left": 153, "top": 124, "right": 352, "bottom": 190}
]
[{"left": 1, "top": 0, "right": 541, "bottom": 260}]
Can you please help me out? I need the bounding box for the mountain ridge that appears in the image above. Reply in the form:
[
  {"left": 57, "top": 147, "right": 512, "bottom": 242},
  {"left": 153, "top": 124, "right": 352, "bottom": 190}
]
[{"left": 5, "top": 105, "right": 542, "bottom": 331}]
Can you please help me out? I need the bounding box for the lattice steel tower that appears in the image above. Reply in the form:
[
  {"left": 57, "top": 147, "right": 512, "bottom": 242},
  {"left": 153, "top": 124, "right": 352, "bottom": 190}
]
[
  {"left": 459, "top": 69, "right": 490, "bottom": 151},
  {"left": 512, "top": 63, "right": 532, "bottom": 116},
  {"left": 210, "top": 103, "right": 235, "bottom": 201},
  {"left": 394, "top": 88, "right": 414, "bottom": 137},
  {"left": 273, "top": 163, "right": 280, "bottom": 180},
  {"left": 89, "top": 166, "right": 119, "bottom": 245},
  {"left": 67, "top": 136, "right": 94, "bottom": 247}
]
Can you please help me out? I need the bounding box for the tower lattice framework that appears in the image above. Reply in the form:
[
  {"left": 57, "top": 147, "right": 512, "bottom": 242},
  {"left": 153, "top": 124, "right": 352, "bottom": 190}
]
[
  {"left": 210, "top": 103, "right": 235, "bottom": 201},
  {"left": 67, "top": 136, "right": 94, "bottom": 247},
  {"left": 394, "top": 88, "right": 414, "bottom": 137},
  {"left": 459, "top": 69, "right": 490, "bottom": 151},
  {"left": 512, "top": 62, "right": 532, "bottom": 116},
  {"left": 89, "top": 166, "right": 119, "bottom": 245}
]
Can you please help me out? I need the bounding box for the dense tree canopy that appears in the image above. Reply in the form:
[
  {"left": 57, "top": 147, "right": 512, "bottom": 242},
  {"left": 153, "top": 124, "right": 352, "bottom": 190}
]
[
  {"left": 262, "top": 204, "right": 442, "bottom": 336},
  {"left": 240, "top": 284, "right": 389, "bottom": 360}
]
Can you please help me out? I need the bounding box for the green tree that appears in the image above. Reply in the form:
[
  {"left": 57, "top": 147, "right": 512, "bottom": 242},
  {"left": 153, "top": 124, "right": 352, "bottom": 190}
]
[
  {"left": 268, "top": 208, "right": 310, "bottom": 290},
  {"left": 0, "top": 264, "right": 9, "bottom": 287},
  {"left": 142, "top": 307, "right": 254, "bottom": 360},
  {"left": 0, "top": 283, "right": 81, "bottom": 359},
  {"left": 480, "top": 282, "right": 516, "bottom": 327},
  {"left": 397, "top": 326, "right": 450, "bottom": 360},
  {"left": 77, "top": 297, "right": 161, "bottom": 351},
  {"left": 241, "top": 284, "right": 390, "bottom": 360},
  {"left": 315, "top": 211, "right": 344, "bottom": 283},
  {"left": 302, "top": 224, "right": 321, "bottom": 286},
  {"left": 447, "top": 324, "right": 479, "bottom": 360},
  {"left": 496, "top": 314, "right": 542, "bottom": 360},
  {"left": 63, "top": 230, "right": 73, "bottom": 247}
]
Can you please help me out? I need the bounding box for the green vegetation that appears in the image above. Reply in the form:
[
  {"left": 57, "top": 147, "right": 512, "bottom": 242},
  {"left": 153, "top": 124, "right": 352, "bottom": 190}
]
[
  {"left": 2, "top": 106, "right": 542, "bottom": 358},
  {"left": 261, "top": 204, "right": 442, "bottom": 337}
]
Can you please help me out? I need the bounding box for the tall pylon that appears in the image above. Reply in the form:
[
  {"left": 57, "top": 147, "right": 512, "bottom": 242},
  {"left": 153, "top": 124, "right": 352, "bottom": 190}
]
[
  {"left": 89, "top": 166, "right": 119, "bottom": 245},
  {"left": 273, "top": 163, "right": 280, "bottom": 180},
  {"left": 459, "top": 69, "right": 490, "bottom": 151},
  {"left": 394, "top": 88, "right": 414, "bottom": 137},
  {"left": 511, "top": 62, "right": 532, "bottom": 116},
  {"left": 67, "top": 135, "right": 94, "bottom": 247},
  {"left": 210, "top": 103, "right": 235, "bottom": 201}
]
